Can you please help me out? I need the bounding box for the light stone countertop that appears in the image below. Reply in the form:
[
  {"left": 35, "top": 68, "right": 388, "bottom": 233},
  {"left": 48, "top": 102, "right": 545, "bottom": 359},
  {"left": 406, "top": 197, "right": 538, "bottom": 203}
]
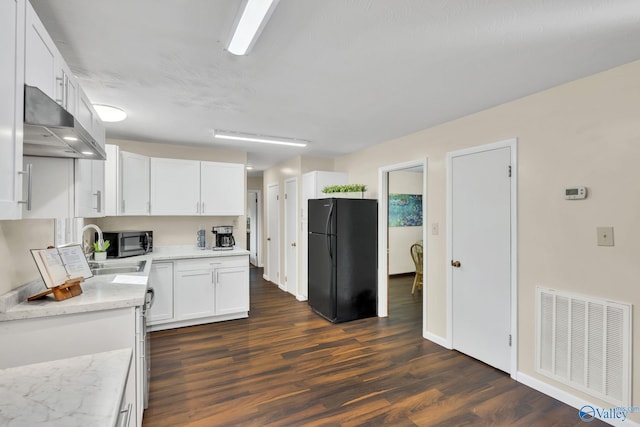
[
  {"left": 0, "top": 246, "right": 249, "bottom": 322},
  {"left": 0, "top": 348, "right": 132, "bottom": 427},
  {"left": 0, "top": 256, "right": 152, "bottom": 322},
  {"left": 151, "top": 245, "right": 249, "bottom": 260}
]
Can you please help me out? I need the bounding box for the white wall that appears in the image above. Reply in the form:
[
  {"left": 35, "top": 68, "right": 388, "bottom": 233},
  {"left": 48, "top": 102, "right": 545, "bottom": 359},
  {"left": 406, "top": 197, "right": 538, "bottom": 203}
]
[
  {"left": 388, "top": 170, "right": 423, "bottom": 275},
  {"left": 334, "top": 59, "right": 640, "bottom": 420}
]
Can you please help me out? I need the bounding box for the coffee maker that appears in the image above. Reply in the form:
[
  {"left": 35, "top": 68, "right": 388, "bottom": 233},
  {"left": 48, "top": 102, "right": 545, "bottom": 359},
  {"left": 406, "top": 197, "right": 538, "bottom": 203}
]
[{"left": 212, "top": 226, "right": 235, "bottom": 250}]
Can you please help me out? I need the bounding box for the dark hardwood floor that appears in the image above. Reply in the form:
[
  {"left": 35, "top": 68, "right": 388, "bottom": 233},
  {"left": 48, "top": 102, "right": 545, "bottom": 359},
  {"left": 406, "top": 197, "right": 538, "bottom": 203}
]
[{"left": 143, "top": 269, "right": 604, "bottom": 427}]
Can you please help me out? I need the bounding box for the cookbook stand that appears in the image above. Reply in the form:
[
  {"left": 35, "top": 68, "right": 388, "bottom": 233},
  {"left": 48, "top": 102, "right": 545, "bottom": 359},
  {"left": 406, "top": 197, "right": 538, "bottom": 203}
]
[{"left": 27, "top": 277, "right": 84, "bottom": 302}]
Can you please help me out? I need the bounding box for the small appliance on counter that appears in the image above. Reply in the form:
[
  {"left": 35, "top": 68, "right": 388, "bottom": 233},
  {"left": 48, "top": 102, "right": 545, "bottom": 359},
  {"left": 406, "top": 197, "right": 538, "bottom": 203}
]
[
  {"left": 197, "top": 228, "right": 206, "bottom": 249},
  {"left": 99, "top": 230, "right": 153, "bottom": 258},
  {"left": 212, "top": 226, "right": 235, "bottom": 251}
]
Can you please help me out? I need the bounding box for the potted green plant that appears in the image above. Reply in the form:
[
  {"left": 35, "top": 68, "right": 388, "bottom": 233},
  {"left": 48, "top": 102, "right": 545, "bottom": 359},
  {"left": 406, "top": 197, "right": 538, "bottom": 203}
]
[
  {"left": 322, "top": 184, "right": 367, "bottom": 199},
  {"left": 93, "top": 240, "right": 110, "bottom": 261}
]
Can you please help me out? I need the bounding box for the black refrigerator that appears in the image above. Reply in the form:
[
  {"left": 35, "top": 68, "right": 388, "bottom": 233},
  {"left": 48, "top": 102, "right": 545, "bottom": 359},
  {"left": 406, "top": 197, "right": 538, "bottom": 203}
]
[{"left": 308, "top": 198, "right": 377, "bottom": 323}]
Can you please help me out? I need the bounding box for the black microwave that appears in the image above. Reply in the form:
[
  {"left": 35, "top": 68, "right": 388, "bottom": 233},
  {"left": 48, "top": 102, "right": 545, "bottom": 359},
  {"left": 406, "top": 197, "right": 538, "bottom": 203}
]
[{"left": 98, "top": 231, "right": 153, "bottom": 258}]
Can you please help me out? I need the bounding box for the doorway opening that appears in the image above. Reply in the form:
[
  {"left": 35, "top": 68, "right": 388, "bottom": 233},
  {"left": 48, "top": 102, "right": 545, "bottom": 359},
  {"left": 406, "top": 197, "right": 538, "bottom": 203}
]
[
  {"left": 378, "top": 158, "right": 428, "bottom": 336},
  {"left": 247, "top": 189, "right": 262, "bottom": 267}
]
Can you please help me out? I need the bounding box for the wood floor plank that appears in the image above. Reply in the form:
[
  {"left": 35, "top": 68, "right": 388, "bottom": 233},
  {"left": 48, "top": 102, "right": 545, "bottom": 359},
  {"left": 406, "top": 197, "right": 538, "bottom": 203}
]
[{"left": 142, "top": 270, "right": 607, "bottom": 427}]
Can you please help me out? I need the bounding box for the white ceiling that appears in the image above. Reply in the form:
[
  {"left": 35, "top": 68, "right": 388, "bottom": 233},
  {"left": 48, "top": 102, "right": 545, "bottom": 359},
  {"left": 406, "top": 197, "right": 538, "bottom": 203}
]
[{"left": 31, "top": 0, "right": 640, "bottom": 175}]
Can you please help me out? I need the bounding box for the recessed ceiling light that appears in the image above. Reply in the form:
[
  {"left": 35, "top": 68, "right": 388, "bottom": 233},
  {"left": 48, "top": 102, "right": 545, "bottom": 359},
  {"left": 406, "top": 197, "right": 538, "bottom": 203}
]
[
  {"left": 246, "top": 166, "right": 254, "bottom": 170},
  {"left": 214, "top": 130, "right": 307, "bottom": 148},
  {"left": 228, "top": 0, "right": 280, "bottom": 55},
  {"left": 81, "top": 151, "right": 94, "bottom": 156},
  {"left": 93, "top": 104, "right": 127, "bottom": 122},
  {"left": 63, "top": 136, "right": 78, "bottom": 141}
]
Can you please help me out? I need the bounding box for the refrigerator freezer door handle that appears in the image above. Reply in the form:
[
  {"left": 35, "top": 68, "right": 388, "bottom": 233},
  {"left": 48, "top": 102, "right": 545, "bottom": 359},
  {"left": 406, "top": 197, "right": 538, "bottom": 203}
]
[{"left": 325, "top": 202, "right": 334, "bottom": 236}]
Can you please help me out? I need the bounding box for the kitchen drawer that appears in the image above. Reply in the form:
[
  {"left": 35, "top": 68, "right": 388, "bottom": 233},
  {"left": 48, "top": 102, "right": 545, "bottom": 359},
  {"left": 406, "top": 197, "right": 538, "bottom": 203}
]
[
  {"left": 210, "top": 256, "right": 249, "bottom": 268},
  {"left": 174, "top": 256, "right": 247, "bottom": 272}
]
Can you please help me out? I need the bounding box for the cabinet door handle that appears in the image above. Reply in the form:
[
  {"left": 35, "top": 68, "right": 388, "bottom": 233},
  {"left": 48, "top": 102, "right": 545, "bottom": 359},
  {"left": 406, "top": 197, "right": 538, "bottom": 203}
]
[
  {"left": 93, "top": 190, "right": 102, "bottom": 212},
  {"left": 64, "top": 75, "right": 69, "bottom": 110},
  {"left": 118, "top": 403, "right": 132, "bottom": 427},
  {"left": 18, "top": 163, "right": 33, "bottom": 211},
  {"left": 121, "top": 199, "right": 125, "bottom": 213},
  {"left": 181, "top": 272, "right": 209, "bottom": 277},
  {"left": 201, "top": 202, "right": 205, "bottom": 213},
  {"left": 55, "top": 76, "right": 64, "bottom": 105}
]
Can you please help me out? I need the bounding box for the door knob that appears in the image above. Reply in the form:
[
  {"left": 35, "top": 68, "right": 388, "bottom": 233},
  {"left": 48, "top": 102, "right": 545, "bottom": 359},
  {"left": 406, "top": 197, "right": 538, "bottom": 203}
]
[
  {"left": 267, "top": 237, "right": 271, "bottom": 241},
  {"left": 451, "top": 260, "right": 461, "bottom": 268},
  {"left": 291, "top": 242, "right": 296, "bottom": 247}
]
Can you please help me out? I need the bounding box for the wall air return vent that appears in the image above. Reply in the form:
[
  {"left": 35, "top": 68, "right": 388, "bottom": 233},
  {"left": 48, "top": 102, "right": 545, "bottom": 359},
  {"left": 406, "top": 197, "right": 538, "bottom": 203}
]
[{"left": 536, "top": 287, "right": 631, "bottom": 406}]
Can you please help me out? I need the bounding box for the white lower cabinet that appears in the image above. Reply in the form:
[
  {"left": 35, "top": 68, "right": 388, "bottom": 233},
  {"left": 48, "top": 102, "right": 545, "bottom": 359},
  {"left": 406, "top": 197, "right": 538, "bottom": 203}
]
[
  {"left": 0, "top": 307, "right": 143, "bottom": 427},
  {"left": 215, "top": 266, "right": 250, "bottom": 315},
  {"left": 148, "top": 255, "right": 249, "bottom": 331},
  {"left": 174, "top": 260, "right": 216, "bottom": 320},
  {"left": 148, "top": 262, "right": 173, "bottom": 323}
]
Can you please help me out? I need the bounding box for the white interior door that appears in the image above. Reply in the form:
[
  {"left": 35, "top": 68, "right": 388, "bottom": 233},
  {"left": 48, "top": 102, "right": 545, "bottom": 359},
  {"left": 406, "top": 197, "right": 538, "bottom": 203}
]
[
  {"left": 247, "top": 191, "right": 258, "bottom": 266},
  {"left": 450, "top": 144, "right": 512, "bottom": 373},
  {"left": 267, "top": 184, "right": 280, "bottom": 285},
  {"left": 284, "top": 178, "right": 298, "bottom": 296}
]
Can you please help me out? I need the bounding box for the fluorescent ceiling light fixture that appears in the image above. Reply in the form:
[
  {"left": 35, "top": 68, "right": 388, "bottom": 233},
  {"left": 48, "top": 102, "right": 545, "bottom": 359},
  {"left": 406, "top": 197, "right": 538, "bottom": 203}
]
[
  {"left": 63, "top": 136, "right": 78, "bottom": 141},
  {"left": 246, "top": 166, "right": 254, "bottom": 170},
  {"left": 214, "top": 130, "right": 307, "bottom": 147},
  {"left": 93, "top": 104, "right": 127, "bottom": 122},
  {"left": 228, "top": 0, "right": 280, "bottom": 55},
  {"left": 81, "top": 151, "right": 94, "bottom": 156}
]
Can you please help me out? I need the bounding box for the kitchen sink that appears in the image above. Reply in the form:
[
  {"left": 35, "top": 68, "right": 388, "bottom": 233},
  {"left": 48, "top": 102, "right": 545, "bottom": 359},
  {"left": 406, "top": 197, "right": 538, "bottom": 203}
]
[{"left": 89, "top": 260, "right": 147, "bottom": 276}]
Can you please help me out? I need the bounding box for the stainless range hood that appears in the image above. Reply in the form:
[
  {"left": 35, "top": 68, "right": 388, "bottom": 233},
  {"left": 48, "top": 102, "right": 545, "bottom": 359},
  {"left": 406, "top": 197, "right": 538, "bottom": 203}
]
[{"left": 23, "top": 85, "right": 106, "bottom": 160}]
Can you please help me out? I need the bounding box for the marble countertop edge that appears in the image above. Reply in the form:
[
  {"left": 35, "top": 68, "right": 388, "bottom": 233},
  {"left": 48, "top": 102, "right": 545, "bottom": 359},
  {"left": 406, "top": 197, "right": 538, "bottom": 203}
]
[{"left": 0, "top": 348, "right": 132, "bottom": 427}]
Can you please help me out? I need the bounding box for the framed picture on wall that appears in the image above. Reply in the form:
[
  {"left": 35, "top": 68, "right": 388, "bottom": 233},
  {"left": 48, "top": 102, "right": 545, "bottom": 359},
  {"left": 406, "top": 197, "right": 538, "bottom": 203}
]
[{"left": 389, "top": 194, "right": 423, "bottom": 227}]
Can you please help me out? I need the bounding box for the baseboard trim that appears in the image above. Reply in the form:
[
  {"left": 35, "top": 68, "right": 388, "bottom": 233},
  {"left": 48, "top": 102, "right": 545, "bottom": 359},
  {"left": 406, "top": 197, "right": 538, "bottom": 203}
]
[
  {"left": 296, "top": 295, "right": 308, "bottom": 302},
  {"left": 517, "top": 372, "right": 640, "bottom": 427},
  {"left": 423, "top": 331, "right": 451, "bottom": 349}
]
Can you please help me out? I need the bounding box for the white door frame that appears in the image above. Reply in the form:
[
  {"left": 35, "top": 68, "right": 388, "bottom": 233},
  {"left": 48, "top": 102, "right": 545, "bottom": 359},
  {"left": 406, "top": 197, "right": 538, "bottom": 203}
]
[
  {"left": 266, "top": 183, "right": 280, "bottom": 285},
  {"left": 247, "top": 189, "right": 262, "bottom": 267},
  {"left": 446, "top": 138, "right": 518, "bottom": 378},
  {"left": 284, "top": 177, "right": 298, "bottom": 296},
  {"left": 378, "top": 158, "right": 428, "bottom": 335}
]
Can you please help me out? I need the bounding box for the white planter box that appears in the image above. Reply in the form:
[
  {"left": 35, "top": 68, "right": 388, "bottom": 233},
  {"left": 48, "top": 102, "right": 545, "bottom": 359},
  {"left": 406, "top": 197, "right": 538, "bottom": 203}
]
[{"left": 323, "top": 192, "right": 364, "bottom": 199}]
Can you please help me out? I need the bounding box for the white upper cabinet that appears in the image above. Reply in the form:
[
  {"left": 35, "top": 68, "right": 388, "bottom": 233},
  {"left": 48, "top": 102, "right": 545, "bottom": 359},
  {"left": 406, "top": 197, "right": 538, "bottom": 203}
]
[
  {"left": 150, "top": 158, "right": 201, "bottom": 215},
  {"left": 0, "top": 0, "right": 25, "bottom": 220},
  {"left": 104, "top": 144, "right": 119, "bottom": 216},
  {"left": 22, "top": 156, "right": 74, "bottom": 219},
  {"left": 201, "top": 162, "right": 245, "bottom": 216},
  {"left": 76, "top": 86, "right": 95, "bottom": 136},
  {"left": 25, "top": 1, "right": 78, "bottom": 115},
  {"left": 106, "top": 149, "right": 246, "bottom": 217},
  {"left": 25, "top": 1, "right": 104, "bottom": 145},
  {"left": 120, "top": 151, "right": 150, "bottom": 216},
  {"left": 24, "top": 1, "right": 56, "bottom": 100},
  {"left": 57, "top": 60, "right": 77, "bottom": 116},
  {"left": 75, "top": 159, "right": 105, "bottom": 218}
]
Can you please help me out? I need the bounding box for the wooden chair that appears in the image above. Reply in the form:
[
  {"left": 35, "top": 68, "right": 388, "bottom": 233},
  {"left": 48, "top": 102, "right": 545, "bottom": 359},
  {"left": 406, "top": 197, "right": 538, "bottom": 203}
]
[{"left": 410, "top": 243, "right": 423, "bottom": 294}]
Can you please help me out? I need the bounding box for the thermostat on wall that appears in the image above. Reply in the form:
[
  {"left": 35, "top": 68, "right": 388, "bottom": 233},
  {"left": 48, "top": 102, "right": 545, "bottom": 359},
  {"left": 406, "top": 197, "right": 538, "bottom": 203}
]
[{"left": 564, "top": 186, "right": 587, "bottom": 200}]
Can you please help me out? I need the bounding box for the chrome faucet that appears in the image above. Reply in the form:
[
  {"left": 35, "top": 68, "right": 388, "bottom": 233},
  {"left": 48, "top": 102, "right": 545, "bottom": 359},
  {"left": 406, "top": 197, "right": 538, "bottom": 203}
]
[{"left": 81, "top": 224, "right": 105, "bottom": 252}]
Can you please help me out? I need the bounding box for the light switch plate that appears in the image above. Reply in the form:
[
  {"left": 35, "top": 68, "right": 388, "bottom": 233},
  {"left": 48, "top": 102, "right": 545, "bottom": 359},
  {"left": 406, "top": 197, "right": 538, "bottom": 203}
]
[
  {"left": 431, "top": 223, "right": 439, "bottom": 236},
  {"left": 597, "top": 226, "right": 614, "bottom": 246}
]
